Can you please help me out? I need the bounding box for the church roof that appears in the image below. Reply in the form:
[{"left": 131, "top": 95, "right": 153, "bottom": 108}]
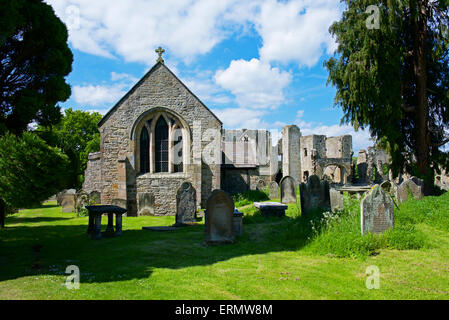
[{"left": 98, "top": 61, "right": 223, "bottom": 127}]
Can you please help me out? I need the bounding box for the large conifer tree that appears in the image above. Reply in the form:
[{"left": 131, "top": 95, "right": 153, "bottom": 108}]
[{"left": 326, "top": 0, "right": 449, "bottom": 193}]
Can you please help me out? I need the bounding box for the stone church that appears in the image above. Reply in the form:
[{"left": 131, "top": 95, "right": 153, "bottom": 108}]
[{"left": 83, "top": 48, "right": 355, "bottom": 216}]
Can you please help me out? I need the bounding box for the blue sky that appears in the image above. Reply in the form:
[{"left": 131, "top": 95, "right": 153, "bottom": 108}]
[{"left": 46, "top": 0, "right": 373, "bottom": 152}]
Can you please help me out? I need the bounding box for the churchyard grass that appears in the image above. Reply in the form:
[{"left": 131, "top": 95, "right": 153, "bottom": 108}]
[{"left": 1, "top": 192, "right": 449, "bottom": 300}]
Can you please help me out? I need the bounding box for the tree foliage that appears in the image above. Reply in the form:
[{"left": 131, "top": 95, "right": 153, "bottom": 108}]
[
  {"left": 0, "top": 132, "right": 70, "bottom": 227},
  {"left": 326, "top": 0, "right": 449, "bottom": 192},
  {"left": 39, "top": 108, "right": 102, "bottom": 189},
  {"left": 0, "top": 0, "right": 73, "bottom": 135}
]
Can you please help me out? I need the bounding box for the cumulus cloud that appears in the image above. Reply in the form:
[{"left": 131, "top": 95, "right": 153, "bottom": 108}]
[
  {"left": 214, "top": 58, "right": 292, "bottom": 109},
  {"left": 45, "top": 0, "right": 341, "bottom": 67},
  {"left": 72, "top": 72, "right": 136, "bottom": 106},
  {"left": 45, "top": 0, "right": 257, "bottom": 64},
  {"left": 255, "top": 0, "right": 341, "bottom": 67},
  {"left": 72, "top": 84, "right": 127, "bottom": 106},
  {"left": 212, "top": 107, "right": 269, "bottom": 129}
]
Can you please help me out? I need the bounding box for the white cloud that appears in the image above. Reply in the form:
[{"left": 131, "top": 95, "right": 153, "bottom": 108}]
[
  {"left": 255, "top": 0, "right": 341, "bottom": 67},
  {"left": 183, "top": 77, "right": 232, "bottom": 105},
  {"left": 45, "top": 0, "right": 341, "bottom": 67},
  {"left": 212, "top": 107, "right": 268, "bottom": 129},
  {"left": 72, "top": 84, "right": 128, "bottom": 106},
  {"left": 214, "top": 58, "right": 292, "bottom": 109},
  {"left": 45, "top": 0, "right": 257, "bottom": 64}
]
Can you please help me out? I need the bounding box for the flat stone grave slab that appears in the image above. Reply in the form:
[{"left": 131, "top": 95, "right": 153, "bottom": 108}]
[
  {"left": 253, "top": 202, "right": 288, "bottom": 217},
  {"left": 142, "top": 226, "right": 178, "bottom": 232}
]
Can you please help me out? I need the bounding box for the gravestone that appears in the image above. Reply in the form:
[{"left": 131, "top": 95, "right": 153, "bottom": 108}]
[
  {"left": 89, "top": 191, "right": 101, "bottom": 204},
  {"left": 61, "top": 189, "right": 77, "bottom": 213},
  {"left": 299, "top": 175, "right": 331, "bottom": 214},
  {"left": 380, "top": 180, "right": 392, "bottom": 193},
  {"left": 174, "top": 182, "right": 197, "bottom": 226},
  {"left": 75, "top": 191, "right": 90, "bottom": 212},
  {"left": 396, "top": 177, "right": 424, "bottom": 203},
  {"left": 269, "top": 181, "right": 279, "bottom": 199},
  {"left": 361, "top": 185, "right": 394, "bottom": 235},
  {"left": 329, "top": 189, "right": 344, "bottom": 212},
  {"left": 280, "top": 176, "right": 297, "bottom": 204},
  {"left": 205, "top": 190, "right": 235, "bottom": 244},
  {"left": 138, "top": 193, "right": 154, "bottom": 216},
  {"left": 112, "top": 198, "right": 127, "bottom": 208},
  {"left": 256, "top": 179, "right": 266, "bottom": 191}
]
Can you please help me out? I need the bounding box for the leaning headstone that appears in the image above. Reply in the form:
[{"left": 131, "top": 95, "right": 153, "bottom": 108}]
[
  {"left": 361, "top": 185, "right": 394, "bottom": 235},
  {"left": 396, "top": 176, "right": 424, "bottom": 203},
  {"left": 256, "top": 179, "right": 266, "bottom": 191},
  {"left": 205, "top": 190, "right": 235, "bottom": 244},
  {"left": 138, "top": 193, "right": 154, "bottom": 216},
  {"left": 61, "top": 189, "right": 77, "bottom": 213},
  {"left": 269, "top": 181, "right": 279, "bottom": 199},
  {"left": 280, "top": 176, "right": 297, "bottom": 204},
  {"left": 299, "top": 175, "right": 331, "bottom": 214},
  {"left": 174, "top": 182, "right": 197, "bottom": 226},
  {"left": 329, "top": 189, "right": 344, "bottom": 212}
]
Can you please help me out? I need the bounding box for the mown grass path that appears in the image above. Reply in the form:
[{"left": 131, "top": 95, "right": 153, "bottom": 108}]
[{"left": 0, "top": 195, "right": 448, "bottom": 300}]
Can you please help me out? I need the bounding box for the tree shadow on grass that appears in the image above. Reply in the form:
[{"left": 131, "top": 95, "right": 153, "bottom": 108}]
[
  {"left": 0, "top": 206, "right": 326, "bottom": 286},
  {"left": 6, "top": 216, "right": 74, "bottom": 224}
]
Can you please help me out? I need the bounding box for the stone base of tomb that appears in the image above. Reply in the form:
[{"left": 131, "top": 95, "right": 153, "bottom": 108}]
[{"left": 253, "top": 202, "right": 288, "bottom": 217}]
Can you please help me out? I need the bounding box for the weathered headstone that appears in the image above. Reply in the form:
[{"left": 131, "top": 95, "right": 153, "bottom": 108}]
[
  {"left": 75, "top": 191, "right": 90, "bottom": 212},
  {"left": 361, "top": 185, "right": 394, "bottom": 235},
  {"left": 256, "top": 179, "right": 266, "bottom": 191},
  {"left": 329, "top": 189, "right": 344, "bottom": 212},
  {"left": 380, "top": 180, "right": 392, "bottom": 193},
  {"left": 205, "top": 190, "right": 235, "bottom": 244},
  {"left": 396, "top": 176, "right": 424, "bottom": 203},
  {"left": 174, "top": 182, "right": 197, "bottom": 226},
  {"left": 280, "top": 176, "right": 297, "bottom": 204},
  {"left": 89, "top": 191, "right": 101, "bottom": 204},
  {"left": 138, "top": 193, "right": 154, "bottom": 216},
  {"left": 112, "top": 198, "right": 127, "bottom": 209},
  {"left": 269, "top": 181, "right": 279, "bottom": 199},
  {"left": 61, "top": 189, "right": 76, "bottom": 213},
  {"left": 299, "top": 175, "right": 331, "bottom": 214}
]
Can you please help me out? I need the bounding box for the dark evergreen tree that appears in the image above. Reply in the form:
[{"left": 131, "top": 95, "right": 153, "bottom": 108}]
[{"left": 326, "top": 0, "right": 449, "bottom": 193}]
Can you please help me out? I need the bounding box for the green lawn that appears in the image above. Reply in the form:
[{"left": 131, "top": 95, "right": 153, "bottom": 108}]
[{"left": 0, "top": 192, "right": 449, "bottom": 300}]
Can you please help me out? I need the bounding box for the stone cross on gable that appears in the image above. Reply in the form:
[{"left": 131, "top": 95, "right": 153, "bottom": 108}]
[{"left": 156, "top": 47, "right": 165, "bottom": 64}]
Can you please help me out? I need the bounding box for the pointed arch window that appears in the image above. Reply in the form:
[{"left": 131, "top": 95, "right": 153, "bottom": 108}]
[
  {"left": 173, "top": 127, "right": 183, "bottom": 173},
  {"left": 140, "top": 126, "right": 150, "bottom": 173},
  {"left": 155, "top": 117, "right": 169, "bottom": 173}
]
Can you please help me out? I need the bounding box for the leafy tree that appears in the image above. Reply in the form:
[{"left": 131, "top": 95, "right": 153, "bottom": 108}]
[
  {"left": 0, "top": 0, "right": 72, "bottom": 135},
  {"left": 0, "top": 132, "right": 70, "bottom": 228},
  {"left": 326, "top": 0, "right": 449, "bottom": 193},
  {"left": 39, "top": 108, "right": 102, "bottom": 189}
]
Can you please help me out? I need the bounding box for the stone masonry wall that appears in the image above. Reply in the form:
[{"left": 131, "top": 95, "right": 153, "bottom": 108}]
[
  {"left": 82, "top": 152, "right": 102, "bottom": 194},
  {"left": 98, "top": 63, "right": 222, "bottom": 215}
]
